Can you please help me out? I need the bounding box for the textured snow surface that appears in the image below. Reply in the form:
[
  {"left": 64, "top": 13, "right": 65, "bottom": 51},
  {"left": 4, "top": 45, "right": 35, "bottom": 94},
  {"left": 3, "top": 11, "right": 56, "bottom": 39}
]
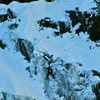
[
  {"left": 0, "top": 0, "right": 100, "bottom": 100},
  {"left": 1, "top": 0, "right": 98, "bottom": 70},
  {"left": 0, "top": 49, "right": 47, "bottom": 100}
]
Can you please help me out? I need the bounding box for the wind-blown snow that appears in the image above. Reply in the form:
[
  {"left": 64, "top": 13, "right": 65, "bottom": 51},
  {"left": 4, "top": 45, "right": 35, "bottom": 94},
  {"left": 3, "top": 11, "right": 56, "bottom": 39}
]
[
  {"left": 0, "top": 49, "right": 48, "bottom": 100},
  {"left": 5, "top": 0, "right": 99, "bottom": 70},
  {"left": 0, "top": 0, "right": 99, "bottom": 99}
]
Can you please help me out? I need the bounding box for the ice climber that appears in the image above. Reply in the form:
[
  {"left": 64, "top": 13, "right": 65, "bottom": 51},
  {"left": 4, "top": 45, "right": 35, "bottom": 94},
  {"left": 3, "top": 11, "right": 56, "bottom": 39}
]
[{"left": 46, "top": 64, "right": 55, "bottom": 79}]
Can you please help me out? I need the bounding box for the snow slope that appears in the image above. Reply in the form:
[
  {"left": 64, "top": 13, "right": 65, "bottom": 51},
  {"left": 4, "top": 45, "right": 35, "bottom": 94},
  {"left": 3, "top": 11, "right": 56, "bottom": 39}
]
[
  {"left": 0, "top": 0, "right": 100, "bottom": 100},
  {"left": 4, "top": 0, "right": 99, "bottom": 70},
  {"left": 0, "top": 49, "right": 48, "bottom": 100},
  {"left": 0, "top": 0, "right": 97, "bottom": 70}
]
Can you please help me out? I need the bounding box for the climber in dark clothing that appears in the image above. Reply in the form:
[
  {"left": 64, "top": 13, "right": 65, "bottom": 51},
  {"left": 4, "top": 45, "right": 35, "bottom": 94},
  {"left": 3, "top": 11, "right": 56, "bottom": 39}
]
[{"left": 46, "top": 65, "right": 55, "bottom": 79}]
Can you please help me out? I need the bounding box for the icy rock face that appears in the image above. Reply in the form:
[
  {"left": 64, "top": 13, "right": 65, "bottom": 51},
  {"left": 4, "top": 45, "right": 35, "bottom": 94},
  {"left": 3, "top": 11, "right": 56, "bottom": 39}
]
[
  {"left": 16, "top": 38, "right": 34, "bottom": 62},
  {"left": 0, "top": 92, "right": 35, "bottom": 100},
  {"left": 37, "top": 8, "right": 100, "bottom": 42},
  {"left": 36, "top": 8, "right": 100, "bottom": 43},
  {"left": 92, "top": 82, "right": 100, "bottom": 100},
  {"left": 66, "top": 8, "right": 100, "bottom": 42},
  {"left": 0, "top": 9, "right": 16, "bottom": 22},
  {"left": 37, "top": 17, "right": 71, "bottom": 36},
  {"left": 27, "top": 53, "right": 99, "bottom": 100},
  {"left": 0, "top": 0, "right": 100, "bottom": 100},
  {"left": 42, "top": 62, "right": 98, "bottom": 100}
]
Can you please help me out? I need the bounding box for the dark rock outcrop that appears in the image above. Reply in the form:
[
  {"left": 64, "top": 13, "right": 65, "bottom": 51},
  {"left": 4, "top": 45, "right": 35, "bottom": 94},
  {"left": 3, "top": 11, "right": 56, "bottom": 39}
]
[
  {"left": 0, "top": 9, "right": 16, "bottom": 23},
  {"left": 92, "top": 70, "right": 100, "bottom": 78},
  {"left": 54, "top": 21, "right": 71, "bottom": 35},
  {"left": 38, "top": 17, "right": 71, "bottom": 36},
  {"left": 0, "top": 40, "right": 6, "bottom": 49},
  {"left": 16, "top": 38, "right": 34, "bottom": 62},
  {"left": 0, "top": 14, "right": 8, "bottom": 22},
  {"left": 45, "top": 0, "right": 55, "bottom": 2},
  {"left": 8, "top": 23, "right": 18, "bottom": 30},
  {"left": 0, "top": 0, "right": 39, "bottom": 4},
  {"left": 66, "top": 8, "right": 100, "bottom": 42},
  {"left": 92, "top": 83, "right": 100, "bottom": 100},
  {"left": 38, "top": 17, "right": 58, "bottom": 30}
]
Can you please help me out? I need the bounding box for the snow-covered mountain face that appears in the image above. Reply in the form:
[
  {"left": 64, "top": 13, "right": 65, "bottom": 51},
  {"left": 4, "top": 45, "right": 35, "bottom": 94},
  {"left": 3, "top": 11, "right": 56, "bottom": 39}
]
[{"left": 0, "top": 0, "right": 100, "bottom": 100}]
